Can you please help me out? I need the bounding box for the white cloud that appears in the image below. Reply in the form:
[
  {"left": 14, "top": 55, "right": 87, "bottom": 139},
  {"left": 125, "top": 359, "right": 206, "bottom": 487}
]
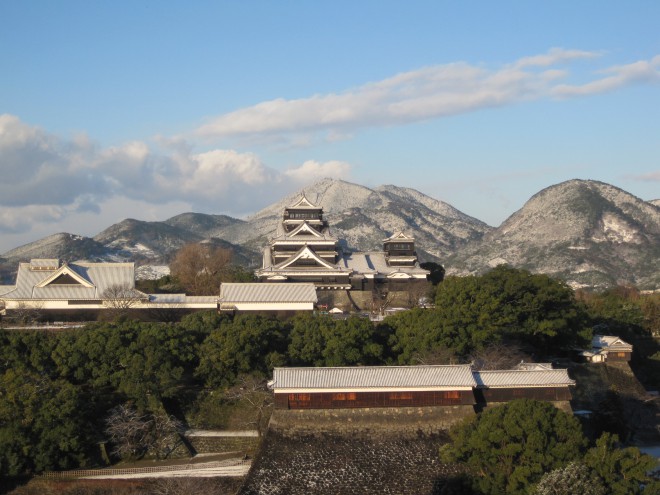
[
  {"left": 625, "top": 171, "right": 660, "bottom": 182},
  {"left": 0, "top": 114, "right": 354, "bottom": 238},
  {"left": 552, "top": 56, "right": 660, "bottom": 98},
  {"left": 284, "top": 160, "right": 352, "bottom": 183},
  {"left": 193, "top": 48, "right": 658, "bottom": 145},
  {"left": 0, "top": 205, "right": 68, "bottom": 234}
]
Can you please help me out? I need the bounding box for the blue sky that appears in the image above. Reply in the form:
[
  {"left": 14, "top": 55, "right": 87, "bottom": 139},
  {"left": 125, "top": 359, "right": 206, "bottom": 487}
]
[{"left": 1, "top": 1, "right": 659, "bottom": 253}]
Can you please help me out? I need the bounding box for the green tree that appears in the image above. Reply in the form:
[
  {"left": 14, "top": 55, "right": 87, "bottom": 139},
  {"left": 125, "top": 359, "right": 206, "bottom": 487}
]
[
  {"left": 435, "top": 267, "right": 590, "bottom": 356},
  {"left": 0, "top": 370, "right": 92, "bottom": 476},
  {"left": 440, "top": 399, "right": 588, "bottom": 495},
  {"left": 583, "top": 432, "right": 660, "bottom": 495},
  {"left": 196, "top": 314, "right": 289, "bottom": 387},
  {"left": 0, "top": 329, "right": 58, "bottom": 376},
  {"left": 383, "top": 307, "right": 465, "bottom": 364},
  {"left": 420, "top": 261, "right": 445, "bottom": 286},
  {"left": 288, "top": 314, "right": 384, "bottom": 367},
  {"left": 118, "top": 322, "right": 201, "bottom": 407}
]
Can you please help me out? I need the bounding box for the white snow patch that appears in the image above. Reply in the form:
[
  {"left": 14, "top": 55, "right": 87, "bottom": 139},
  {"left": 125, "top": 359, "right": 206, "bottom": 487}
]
[
  {"left": 488, "top": 257, "right": 508, "bottom": 267},
  {"left": 601, "top": 213, "right": 640, "bottom": 244},
  {"left": 136, "top": 265, "right": 170, "bottom": 280}
]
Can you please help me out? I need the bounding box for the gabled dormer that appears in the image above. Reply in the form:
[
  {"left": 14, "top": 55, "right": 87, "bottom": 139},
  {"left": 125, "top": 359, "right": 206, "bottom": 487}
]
[
  {"left": 274, "top": 245, "right": 338, "bottom": 271},
  {"left": 287, "top": 221, "right": 325, "bottom": 239},
  {"left": 289, "top": 194, "right": 318, "bottom": 209},
  {"left": 35, "top": 263, "right": 95, "bottom": 289}
]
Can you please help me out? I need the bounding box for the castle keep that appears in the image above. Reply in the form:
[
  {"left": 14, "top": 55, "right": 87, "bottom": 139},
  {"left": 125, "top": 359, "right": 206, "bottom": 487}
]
[{"left": 256, "top": 195, "right": 429, "bottom": 310}]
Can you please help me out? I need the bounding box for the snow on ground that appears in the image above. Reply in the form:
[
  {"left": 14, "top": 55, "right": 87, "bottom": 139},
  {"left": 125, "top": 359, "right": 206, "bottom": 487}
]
[
  {"left": 82, "top": 459, "right": 251, "bottom": 479},
  {"left": 135, "top": 265, "right": 170, "bottom": 280}
]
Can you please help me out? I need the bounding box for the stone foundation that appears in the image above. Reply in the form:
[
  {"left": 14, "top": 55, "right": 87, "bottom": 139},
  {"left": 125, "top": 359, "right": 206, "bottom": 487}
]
[
  {"left": 317, "top": 290, "right": 415, "bottom": 312},
  {"left": 269, "top": 405, "right": 476, "bottom": 439}
]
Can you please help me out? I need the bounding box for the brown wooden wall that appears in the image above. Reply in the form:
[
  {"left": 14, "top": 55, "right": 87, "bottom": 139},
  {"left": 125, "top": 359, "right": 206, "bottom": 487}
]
[
  {"left": 607, "top": 352, "right": 631, "bottom": 362},
  {"left": 274, "top": 390, "right": 475, "bottom": 410},
  {"left": 474, "top": 386, "right": 572, "bottom": 404}
]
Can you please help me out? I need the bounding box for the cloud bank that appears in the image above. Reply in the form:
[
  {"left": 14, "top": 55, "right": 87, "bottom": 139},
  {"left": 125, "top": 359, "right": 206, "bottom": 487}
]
[
  {"left": 194, "top": 49, "right": 659, "bottom": 145},
  {"left": 0, "top": 114, "right": 351, "bottom": 235}
]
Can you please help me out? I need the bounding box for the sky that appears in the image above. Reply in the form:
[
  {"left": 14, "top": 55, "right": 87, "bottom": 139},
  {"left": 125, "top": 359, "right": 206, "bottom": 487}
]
[{"left": 1, "top": 1, "right": 659, "bottom": 254}]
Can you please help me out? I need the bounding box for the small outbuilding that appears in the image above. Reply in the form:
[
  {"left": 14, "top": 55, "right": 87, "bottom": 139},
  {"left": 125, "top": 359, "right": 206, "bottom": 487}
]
[
  {"left": 472, "top": 368, "right": 575, "bottom": 405},
  {"left": 581, "top": 335, "right": 633, "bottom": 363}
]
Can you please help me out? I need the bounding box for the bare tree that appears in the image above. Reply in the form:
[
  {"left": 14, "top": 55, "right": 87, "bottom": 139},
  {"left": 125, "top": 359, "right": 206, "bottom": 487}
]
[
  {"left": 102, "top": 283, "right": 145, "bottom": 319},
  {"left": 170, "top": 244, "right": 232, "bottom": 296},
  {"left": 413, "top": 346, "right": 460, "bottom": 365},
  {"left": 371, "top": 283, "right": 396, "bottom": 316},
  {"left": 406, "top": 280, "right": 434, "bottom": 308},
  {"left": 225, "top": 375, "right": 273, "bottom": 436},
  {"left": 470, "top": 342, "right": 532, "bottom": 370},
  {"left": 105, "top": 404, "right": 184, "bottom": 460},
  {"left": 11, "top": 300, "right": 45, "bottom": 325}
]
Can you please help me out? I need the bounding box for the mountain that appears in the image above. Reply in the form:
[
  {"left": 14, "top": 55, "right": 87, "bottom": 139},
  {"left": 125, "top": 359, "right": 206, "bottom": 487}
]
[
  {"left": 2, "top": 233, "right": 115, "bottom": 263},
  {"left": 247, "top": 178, "right": 492, "bottom": 260},
  {"left": 1, "top": 178, "right": 658, "bottom": 290},
  {"left": 445, "top": 180, "right": 660, "bottom": 290}
]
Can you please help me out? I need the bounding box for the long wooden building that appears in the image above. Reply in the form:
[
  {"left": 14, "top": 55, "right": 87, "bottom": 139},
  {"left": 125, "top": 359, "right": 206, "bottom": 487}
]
[
  {"left": 270, "top": 365, "right": 477, "bottom": 410},
  {"left": 270, "top": 365, "right": 575, "bottom": 411}
]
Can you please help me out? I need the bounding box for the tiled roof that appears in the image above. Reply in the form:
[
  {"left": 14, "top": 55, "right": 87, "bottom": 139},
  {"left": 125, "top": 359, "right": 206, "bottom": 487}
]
[
  {"left": 3, "top": 261, "right": 136, "bottom": 300},
  {"left": 148, "top": 294, "right": 217, "bottom": 304},
  {"left": 0, "top": 286, "right": 15, "bottom": 296},
  {"left": 383, "top": 232, "right": 415, "bottom": 242},
  {"left": 473, "top": 369, "right": 574, "bottom": 388},
  {"left": 341, "top": 251, "right": 429, "bottom": 276},
  {"left": 592, "top": 335, "right": 632, "bottom": 350},
  {"left": 220, "top": 283, "right": 317, "bottom": 303},
  {"left": 272, "top": 365, "right": 477, "bottom": 390}
]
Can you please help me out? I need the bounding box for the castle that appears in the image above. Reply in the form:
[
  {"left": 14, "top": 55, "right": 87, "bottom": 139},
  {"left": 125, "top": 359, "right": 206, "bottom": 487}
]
[{"left": 255, "top": 195, "right": 429, "bottom": 311}]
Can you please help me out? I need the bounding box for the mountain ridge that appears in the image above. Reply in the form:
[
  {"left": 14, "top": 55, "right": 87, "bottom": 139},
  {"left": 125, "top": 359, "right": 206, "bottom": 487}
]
[{"left": 1, "top": 178, "right": 658, "bottom": 289}]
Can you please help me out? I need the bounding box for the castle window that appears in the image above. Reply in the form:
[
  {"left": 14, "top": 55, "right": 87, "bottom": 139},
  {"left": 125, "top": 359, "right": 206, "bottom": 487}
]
[{"left": 332, "top": 392, "right": 357, "bottom": 400}]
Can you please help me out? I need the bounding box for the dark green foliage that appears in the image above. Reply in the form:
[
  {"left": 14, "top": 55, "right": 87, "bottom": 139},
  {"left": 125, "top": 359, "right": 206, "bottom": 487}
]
[
  {"left": 0, "top": 329, "right": 58, "bottom": 376},
  {"left": 420, "top": 261, "right": 445, "bottom": 286},
  {"left": 384, "top": 307, "right": 468, "bottom": 363},
  {"left": 582, "top": 433, "right": 660, "bottom": 495},
  {"left": 288, "top": 313, "right": 384, "bottom": 366},
  {"left": 0, "top": 370, "right": 93, "bottom": 476},
  {"left": 196, "top": 314, "right": 289, "bottom": 387},
  {"left": 440, "top": 399, "right": 588, "bottom": 495},
  {"left": 438, "top": 267, "right": 590, "bottom": 354}
]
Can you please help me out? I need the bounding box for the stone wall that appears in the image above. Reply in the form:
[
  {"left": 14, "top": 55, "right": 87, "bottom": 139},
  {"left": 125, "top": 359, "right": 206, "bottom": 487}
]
[
  {"left": 169, "top": 431, "right": 260, "bottom": 457},
  {"left": 269, "top": 405, "right": 476, "bottom": 439},
  {"left": 477, "top": 400, "right": 573, "bottom": 415},
  {"left": 238, "top": 431, "right": 465, "bottom": 495},
  {"left": 186, "top": 434, "right": 260, "bottom": 454},
  {"left": 317, "top": 289, "right": 414, "bottom": 312}
]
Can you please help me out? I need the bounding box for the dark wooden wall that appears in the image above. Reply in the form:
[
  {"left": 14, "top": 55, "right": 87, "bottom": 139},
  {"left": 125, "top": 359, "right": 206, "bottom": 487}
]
[
  {"left": 275, "top": 390, "right": 475, "bottom": 409},
  {"left": 474, "top": 386, "right": 572, "bottom": 404}
]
